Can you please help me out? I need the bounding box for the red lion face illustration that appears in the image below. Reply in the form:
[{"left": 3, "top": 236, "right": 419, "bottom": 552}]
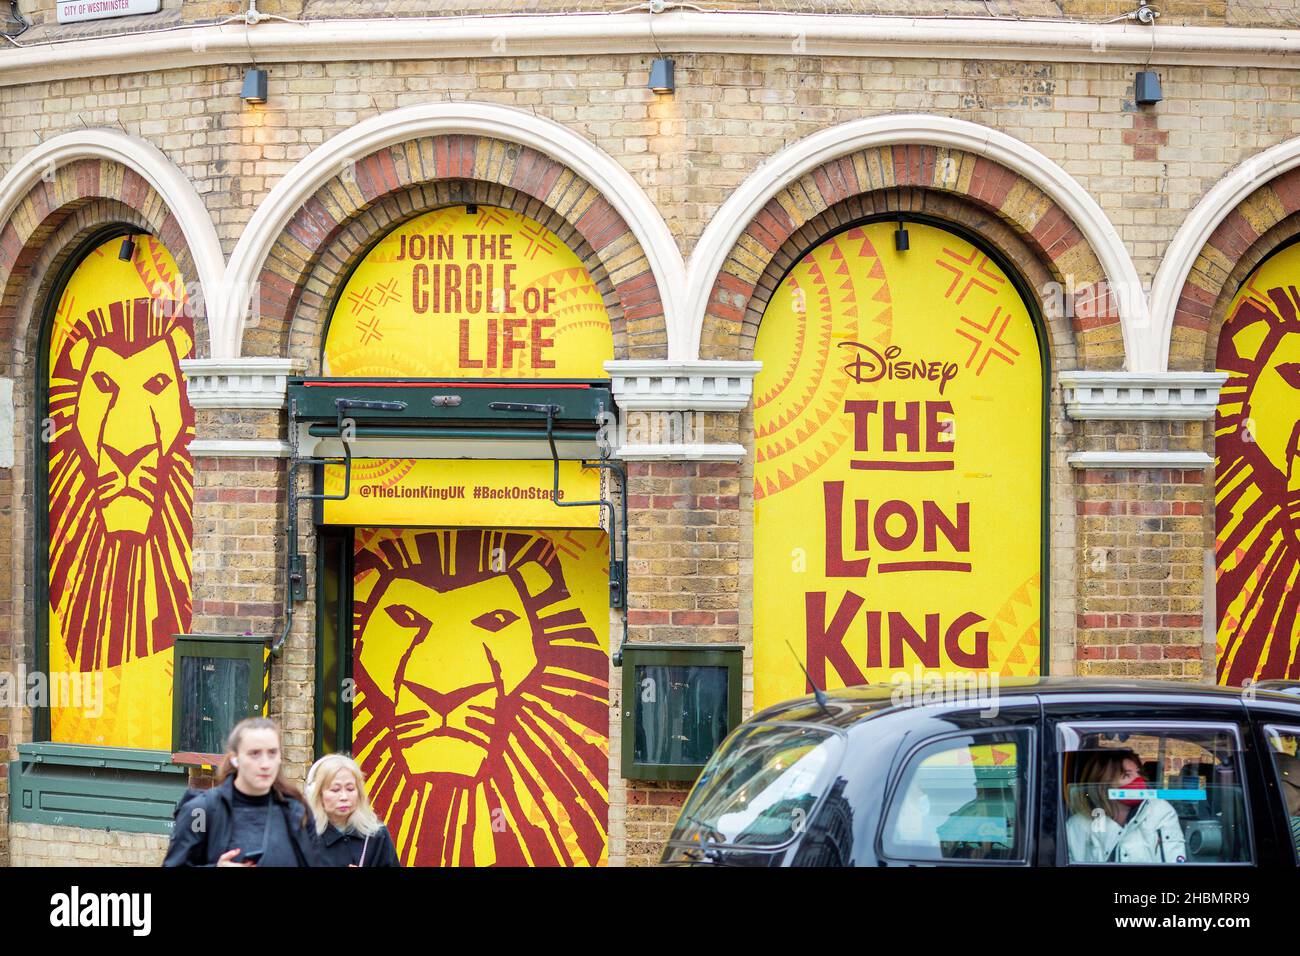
[
  {"left": 1217, "top": 281, "right": 1300, "bottom": 683},
  {"left": 48, "top": 294, "right": 194, "bottom": 672},
  {"left": 352, "top": 528, "right": 609, "bottom": 866}
]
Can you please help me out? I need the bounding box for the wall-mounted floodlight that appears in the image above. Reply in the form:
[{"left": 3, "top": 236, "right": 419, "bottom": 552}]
[
  {"left": 1135, "top": 70, "right": 1162, "bottom": 105},
  {"left": 241, "top": 68, "right": 268, "bottom": 105},
  {"left": 648, "top": 58, "right": 675, "bottom": 94},
  {"left": 894, "top": 219, "right": 910, "bottom": 252}
]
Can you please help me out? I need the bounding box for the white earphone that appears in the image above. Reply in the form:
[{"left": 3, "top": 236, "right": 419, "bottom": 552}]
[
  {"left": 305, "top": 756, "right": 327, "bottom": 790},
  {"left": 230, "top": 757, "right": 239, "bottom": 767}
]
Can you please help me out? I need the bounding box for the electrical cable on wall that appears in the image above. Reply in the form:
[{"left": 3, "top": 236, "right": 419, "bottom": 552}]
[{"left": 2, "top": 0, "right": 28, "bottom": 40}]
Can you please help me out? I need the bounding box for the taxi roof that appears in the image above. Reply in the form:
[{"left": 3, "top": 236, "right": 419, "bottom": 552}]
[{"left": 749, "top": 676, "right": 1300, "bottom": 729}]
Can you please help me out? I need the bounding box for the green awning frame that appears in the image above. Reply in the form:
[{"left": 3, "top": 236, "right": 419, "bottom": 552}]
[
  {"left": 274, "top": 377, "right": 628, "bottom": 660},
  {"left": 287, "top": 377, "right": 612, "bottom": 436}
]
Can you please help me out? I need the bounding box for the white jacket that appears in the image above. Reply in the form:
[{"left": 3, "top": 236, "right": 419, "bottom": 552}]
[{"left": 1066, "top": 799, "right": 1188, "bottom": 864}]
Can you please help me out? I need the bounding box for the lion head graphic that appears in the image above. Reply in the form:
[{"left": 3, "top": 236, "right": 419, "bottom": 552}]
[
  {"left": 352, "top": 528, "right": 609, "bottom": 866},
  {"left": 48, "top": 292, "right": 194, "bottom": 672},
  {"left": 1216, "top": 279, "right": 1300, "bottom": 684}
]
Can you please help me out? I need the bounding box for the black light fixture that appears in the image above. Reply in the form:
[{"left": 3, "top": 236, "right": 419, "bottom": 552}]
[
  {"left": 241, "top": 67, "right": 268, "bottom": 105},
  {"left": 1135, "top": 70, "right": 1162, "bottom": 105},
  {"left": 894, "top": 218, "right": 909, "bottom": 252},
  {"left": 118, "top": 235, "right": 135, "bottom": 262},
  {"left": 648, "top": 58, "right": 675, "bottom": 94}
]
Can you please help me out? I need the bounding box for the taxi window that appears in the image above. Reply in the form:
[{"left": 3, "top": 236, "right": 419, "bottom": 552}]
[
  {"left": 881, "top": 730, "right": 1031, "bottom": 864},
  {"left": 669, "top": 723, "right": 845, "bottom": 850},
  {"left": 1263, "top": 726, "right": 1300, "bottom": 863},
  {"left": 1058, "top": 725, "right": 1250, "bottom": 865}
]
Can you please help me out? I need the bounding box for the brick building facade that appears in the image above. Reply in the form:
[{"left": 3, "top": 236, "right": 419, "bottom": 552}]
[{"left": 2, "top": 0, "right": 1300, "bottom": 866}]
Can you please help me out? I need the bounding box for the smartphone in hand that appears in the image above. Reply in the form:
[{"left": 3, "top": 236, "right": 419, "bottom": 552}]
[{"left": 235, "top": 849, "right": 264, "bottom": 865}]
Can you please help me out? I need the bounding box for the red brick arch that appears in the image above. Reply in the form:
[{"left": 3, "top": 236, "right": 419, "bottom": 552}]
[
  {"left": 699, "top": 143, "right": 1122, "bottom": 370},
  {"left": 244, "top": 134, "right": 668, "bottom": 364},
  {"left": 0, "top": 158, "right": 208, "bottom": 364},
  {"left": 1170, "top": 165, "right": 1300, "bottom": 371}
]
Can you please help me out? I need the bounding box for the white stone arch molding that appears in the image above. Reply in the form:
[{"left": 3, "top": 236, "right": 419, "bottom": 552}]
[
  {"left": 223, "top": 101, "right": 685, "bottom": 360},
  {"left": 0, "top": 128, "right": 226, "bottom": 350},
  {"left": 684, "top": 113, "right": 1150, "bottom": 368},
  {"left": 1149, "top": 134, "right": 1300, "bottom": 373}
]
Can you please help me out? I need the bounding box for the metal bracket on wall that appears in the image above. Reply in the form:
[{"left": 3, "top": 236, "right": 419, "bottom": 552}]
[
  {"left": 272, "top": 378, "right": 625, "bottom": 664},
  {"left": 271, "top": 396, "right": 406, "bottom": 655},
  {"left": 489, "top": 399, "right": 630, "bottom": 664}
]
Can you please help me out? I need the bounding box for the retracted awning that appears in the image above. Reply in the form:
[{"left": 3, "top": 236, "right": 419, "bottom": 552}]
[
  {"left": 275, "top": 376, "right": 628, "bottom": 658},
  {"left": 288, "top": 376, "right": 611, "bottom": 440}
]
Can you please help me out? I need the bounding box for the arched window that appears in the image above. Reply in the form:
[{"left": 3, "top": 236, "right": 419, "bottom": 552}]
[
  {"left": 314, "top": 204, "right": 613, "bottom": 866},
  {"left": 1215, "top": 240, "right": 1300, "bottom": 685},
  {"left": 752, "top": 218, "right": 1046, "bottom": 707},
  {"left": 40, "top": 230, "right": 194, "bottom": 749}
]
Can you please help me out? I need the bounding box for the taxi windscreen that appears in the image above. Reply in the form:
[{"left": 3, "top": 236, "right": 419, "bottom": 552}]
[{"left": 668, "top": 723, "right": 845, "bottom": 850}]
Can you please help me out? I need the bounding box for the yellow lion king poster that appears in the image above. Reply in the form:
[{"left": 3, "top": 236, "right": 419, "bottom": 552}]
[
  {"left": 325, "top": 205, "right": 612, "bottom": 379},
  {"left": 326, "top": 205, "right": 615, "bottom": 865},
  {"left": 1216, "top": 242, "right": 1300, "bottom": 684},
  {"left": 753, "top": 220, "right": 1042, "bottom": 709},
  {"left": 351, "top": 528, "right": 610, "bottom": 867},
  {"left": 46, "top": 235, "right": 194, "bottom": 750}
]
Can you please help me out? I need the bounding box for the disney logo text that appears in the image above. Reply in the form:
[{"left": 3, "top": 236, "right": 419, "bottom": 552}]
[{"left": 839, "top": 343, "right": 959, "bottom": 395}]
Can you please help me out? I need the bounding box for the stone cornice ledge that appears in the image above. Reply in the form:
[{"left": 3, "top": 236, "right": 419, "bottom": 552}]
[
  {"left": 189, "top": 438, "right": 293, "bottom": 458},
  {"left": 181, "top": 358, "right": 301, "bottom": 410},
  {"left": 6, "top": 15, "right": 1300, "bottom": 90},
  {"left": 1060, "top": 371, "right": 1226, "bottom": 421},
  {"left": 615, "top": 443, "right": 748, "bottom": 462},
  {"left": 605, "top": 360, "right": 763, "bottom": 413},
  {"left": 1068, "top": 451, "right": 1214, "bottom": 469}
]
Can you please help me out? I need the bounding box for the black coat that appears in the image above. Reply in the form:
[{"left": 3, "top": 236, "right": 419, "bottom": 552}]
[
  {"left": 313, "top": 821, "right": 402, "bottom": 867},
  {"left": 162, "top": 777, "right": 320, "bottom": 867}
]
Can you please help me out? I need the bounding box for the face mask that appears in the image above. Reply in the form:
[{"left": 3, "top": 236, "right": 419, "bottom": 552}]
[{"left": 1115, "top": 773, "right": 1148, "bottom": 807}]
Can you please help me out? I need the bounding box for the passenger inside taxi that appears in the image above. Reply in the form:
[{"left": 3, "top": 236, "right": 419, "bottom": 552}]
[
  {"left": 1273, "top": 750, "right": 1300, "bottom": 853},
  {"left": 1065, "top": 749, "right": 1188, "bottom": 864}
]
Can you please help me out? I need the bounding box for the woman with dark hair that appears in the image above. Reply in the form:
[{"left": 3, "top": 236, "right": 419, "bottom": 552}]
[
  {"left": 1065, "top": 748, "right": 1186, "bottom": 864},
  {"left": 162, "top": 717, "right": 319, "bottom": 867}
]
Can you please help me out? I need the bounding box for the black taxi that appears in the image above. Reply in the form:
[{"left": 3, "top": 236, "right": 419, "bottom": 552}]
[{"left": 661, "top": 677, "right": 1300, "bottom": 866}]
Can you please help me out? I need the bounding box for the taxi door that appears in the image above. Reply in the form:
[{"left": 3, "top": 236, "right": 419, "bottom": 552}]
[{"left": 1041, "top": 695, "right": 1263, "bottom": 867}]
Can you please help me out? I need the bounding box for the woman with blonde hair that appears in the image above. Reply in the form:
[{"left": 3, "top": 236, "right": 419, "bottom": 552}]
[{"left": 304, "top": 753, "right": 401, "bottom": 867}]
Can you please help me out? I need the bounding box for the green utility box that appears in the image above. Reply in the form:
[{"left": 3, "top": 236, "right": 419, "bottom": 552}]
[
  {"left": 172, "top": 632, "right": 268, "bottom": 759},
  {"left": 620, "top": 644, "right": 743, "bottom": 781}
]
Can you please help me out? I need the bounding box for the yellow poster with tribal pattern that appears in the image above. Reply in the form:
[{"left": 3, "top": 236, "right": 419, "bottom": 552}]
[
  {"left": 325, "top": 205, "right": 612, "bottom": 378},
  {"left": 352, "top": 527, "right": 610, "bottom": 866},
  {"left": 47, "top": 235, "right": 194, "bottom": 748},
  {"left": 1215, "top": 243, "right": 1300, "bottom": 684},
  {"left": 753, "top": 221, "right": 1042, "bottom": 710}
]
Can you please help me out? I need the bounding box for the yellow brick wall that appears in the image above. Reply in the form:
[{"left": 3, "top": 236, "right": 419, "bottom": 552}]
[
  {"left": 8, "top": 822, "right": 168, "bottom": 866},
  {"left": 3, "top": 55, "right": 1300, "bottom": 296},
  {"left": 1, "top": 30, "right": 1294, "bottom": 868}
]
